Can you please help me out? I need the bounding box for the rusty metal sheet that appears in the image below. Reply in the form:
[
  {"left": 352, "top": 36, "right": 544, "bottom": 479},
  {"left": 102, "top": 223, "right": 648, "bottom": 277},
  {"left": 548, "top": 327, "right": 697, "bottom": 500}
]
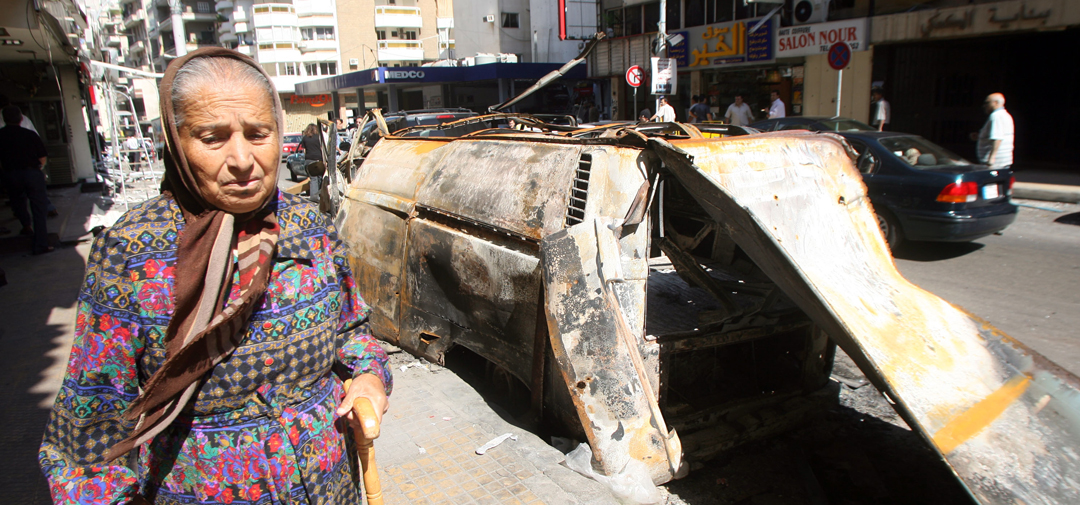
[
  {"left": 541, "top": 216, "right": 684, "bottom": 485},
  {"left": 656, "top": 134, "right": 1080, "bottom": 505},
  {"left": 399, "top": 218, "right": 542, "bottom": 375},
  {"left": 415, "top": 140, "right": 583, "bottom": 240}
]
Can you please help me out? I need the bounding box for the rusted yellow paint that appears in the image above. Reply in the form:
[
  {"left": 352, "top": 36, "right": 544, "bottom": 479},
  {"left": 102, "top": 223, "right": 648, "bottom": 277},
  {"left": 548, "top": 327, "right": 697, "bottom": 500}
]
[{"left": 932, "top": 374, "right": 1032, "bottom": 454}]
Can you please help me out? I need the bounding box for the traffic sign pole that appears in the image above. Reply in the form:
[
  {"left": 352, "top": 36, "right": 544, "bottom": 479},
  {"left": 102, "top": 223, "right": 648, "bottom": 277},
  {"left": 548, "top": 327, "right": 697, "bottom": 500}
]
[
  {"left": 827, "top": 42, "right": 852, "bottom": 117},
  {"left": 626, "top": 65, "right": 643, "bottom": 120},
  {"left": 836, "top": 68, "right": 843, "bottom": 117}
]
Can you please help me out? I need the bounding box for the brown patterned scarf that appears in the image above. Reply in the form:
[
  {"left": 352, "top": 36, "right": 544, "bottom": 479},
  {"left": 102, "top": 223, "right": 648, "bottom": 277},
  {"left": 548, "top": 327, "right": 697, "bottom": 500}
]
[{"left": 105, "top": 48, "right": 285, "bottom": 461}]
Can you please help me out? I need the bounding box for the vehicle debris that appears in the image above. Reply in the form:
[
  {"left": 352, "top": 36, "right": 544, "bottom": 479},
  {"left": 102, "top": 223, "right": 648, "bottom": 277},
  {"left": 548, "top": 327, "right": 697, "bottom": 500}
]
[
  {"left": 476, "top": 433, "right": 518, "bottom": 455},
  {"left": 328, "top": 104, "right": 1080, "bottom": 503}
]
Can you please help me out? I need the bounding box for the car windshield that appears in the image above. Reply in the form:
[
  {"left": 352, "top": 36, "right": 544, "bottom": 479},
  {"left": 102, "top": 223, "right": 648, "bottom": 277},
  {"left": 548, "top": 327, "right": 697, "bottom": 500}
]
[
  {"left": 815, "top": 119, "right": 876, "bottom": 132},
  {"left": 283, "top": 135, "right": 302, "bottom": 143},
  {"left": 879, "top": 136, "right": 970, "bottom": 168}
]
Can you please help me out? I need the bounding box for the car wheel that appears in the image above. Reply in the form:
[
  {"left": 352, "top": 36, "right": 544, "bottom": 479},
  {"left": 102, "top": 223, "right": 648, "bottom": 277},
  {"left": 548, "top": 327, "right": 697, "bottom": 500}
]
[{"left": 876, "top": 211, "right": 903, "bottom": 250}]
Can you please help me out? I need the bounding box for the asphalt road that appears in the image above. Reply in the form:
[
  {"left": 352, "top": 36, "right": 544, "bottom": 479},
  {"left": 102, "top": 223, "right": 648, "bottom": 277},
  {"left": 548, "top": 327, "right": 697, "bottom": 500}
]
[{"left": 892, "top": 199, "right": 1080, "bottom": 376}]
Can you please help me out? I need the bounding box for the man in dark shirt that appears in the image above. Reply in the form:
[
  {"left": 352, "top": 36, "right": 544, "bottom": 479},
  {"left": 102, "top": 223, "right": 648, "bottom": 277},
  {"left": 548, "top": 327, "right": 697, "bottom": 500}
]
[{"left": 0, "top": 105, "right": 51, "bottom": 254}]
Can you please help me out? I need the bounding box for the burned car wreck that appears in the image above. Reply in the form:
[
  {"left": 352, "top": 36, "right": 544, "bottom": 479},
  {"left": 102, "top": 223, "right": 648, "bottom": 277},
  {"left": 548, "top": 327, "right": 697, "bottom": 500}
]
[{"left": 322, "top": 111, "right": 1080, "bottom": 505}]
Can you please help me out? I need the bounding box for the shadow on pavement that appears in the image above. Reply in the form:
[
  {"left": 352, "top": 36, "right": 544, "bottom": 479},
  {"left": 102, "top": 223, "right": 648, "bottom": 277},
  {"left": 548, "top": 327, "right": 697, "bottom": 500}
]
[
  {"left": 892, "top": 241, "right": 984, "bottom": 262},
  {"left": 1054, "top": 212, "right": 1080, "bottom": 226},
  {"left": 0, "top": 241, "right": 87, "bottom": 504}
]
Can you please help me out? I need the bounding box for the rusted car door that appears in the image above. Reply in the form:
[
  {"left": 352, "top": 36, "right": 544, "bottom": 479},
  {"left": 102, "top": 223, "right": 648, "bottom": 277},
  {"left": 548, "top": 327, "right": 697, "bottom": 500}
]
[{"left": 654, "top": 133, "right": 1080, "bottom": 505}]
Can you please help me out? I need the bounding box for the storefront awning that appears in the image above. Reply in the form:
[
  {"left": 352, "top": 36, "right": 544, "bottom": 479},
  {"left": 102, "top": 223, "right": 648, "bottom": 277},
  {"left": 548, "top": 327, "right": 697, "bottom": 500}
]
[{"left": 294, "top": 62, "right": 588, "bottom": 95}]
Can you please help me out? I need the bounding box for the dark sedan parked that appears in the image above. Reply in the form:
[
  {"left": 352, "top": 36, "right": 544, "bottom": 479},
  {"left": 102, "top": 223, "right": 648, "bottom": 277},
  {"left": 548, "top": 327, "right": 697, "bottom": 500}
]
[
  {"left": 751, "top": 116, "right": 876, "bottom": 133},
  {"left": 835, "top": 131, "right": 1017, "bottom": 247}
]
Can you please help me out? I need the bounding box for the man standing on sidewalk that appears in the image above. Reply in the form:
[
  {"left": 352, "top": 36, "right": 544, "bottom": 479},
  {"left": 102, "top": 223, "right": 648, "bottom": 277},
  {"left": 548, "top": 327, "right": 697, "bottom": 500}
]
[
  {"left": 973, "top": 93, "right": 1014, "bottom": 169},
  {"left": 0, "top": 105, "right": 51, "bottom": 254},
  {"left": 768, "top": 90, "right": 786, "bottom": 119},
  {"left": 724, "top": 95, "right": 754, "bottom": 126},
  {"left": 871, "top": 88, "right": 890, "bottom": 131},
  {"left": 651, "top": 96, "right": 676, "bottom": 122}
]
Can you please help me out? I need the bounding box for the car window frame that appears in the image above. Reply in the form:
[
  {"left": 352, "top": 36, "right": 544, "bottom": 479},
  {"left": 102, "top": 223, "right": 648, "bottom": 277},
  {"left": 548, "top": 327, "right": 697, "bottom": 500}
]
[{"left": 846, "top": 138, "right": 880, "bottom": 175}]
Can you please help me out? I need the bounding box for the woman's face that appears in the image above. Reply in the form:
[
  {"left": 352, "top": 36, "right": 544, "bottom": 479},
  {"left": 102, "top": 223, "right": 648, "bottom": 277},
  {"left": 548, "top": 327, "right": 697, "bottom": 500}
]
[{"left": 178, "top": 81, "right": 279, "bottom": 214}]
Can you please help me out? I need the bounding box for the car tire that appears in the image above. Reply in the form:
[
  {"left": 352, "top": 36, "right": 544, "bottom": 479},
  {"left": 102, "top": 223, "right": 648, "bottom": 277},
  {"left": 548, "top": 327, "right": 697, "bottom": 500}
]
[{"left": 876, "top": 211, "right": 903, "bottom": 250}]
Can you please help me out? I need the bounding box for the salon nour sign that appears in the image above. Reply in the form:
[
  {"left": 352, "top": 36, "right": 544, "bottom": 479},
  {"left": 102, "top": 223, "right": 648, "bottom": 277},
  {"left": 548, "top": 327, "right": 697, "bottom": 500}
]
[{"left": 776, "top": 18, "right": 868, "bottom": 58}]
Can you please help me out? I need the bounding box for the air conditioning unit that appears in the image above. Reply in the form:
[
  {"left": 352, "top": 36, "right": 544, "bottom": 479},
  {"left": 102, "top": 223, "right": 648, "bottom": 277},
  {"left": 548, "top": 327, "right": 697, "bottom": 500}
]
[
  {"left": 482, "top": 14, "right": 495, "bottom": 23},
  {"left": 792, "top": 0, "right": 829, "bottom": 25},
  {"left": 349, "top": 58, "right": 359, "bottom": 67}
]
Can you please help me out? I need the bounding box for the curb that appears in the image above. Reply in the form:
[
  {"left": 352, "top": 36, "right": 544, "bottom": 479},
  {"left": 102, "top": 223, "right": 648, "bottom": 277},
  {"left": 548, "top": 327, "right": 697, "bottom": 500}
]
[{"left": 1012, "top": 182, "right": 1080, "bottom": 204}]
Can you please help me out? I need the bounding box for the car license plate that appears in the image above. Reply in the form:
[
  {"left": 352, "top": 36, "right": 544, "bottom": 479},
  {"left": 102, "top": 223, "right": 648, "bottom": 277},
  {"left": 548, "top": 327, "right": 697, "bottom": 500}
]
[{"left": 982, "top": 184, "right": 1000, "bottom": 199}]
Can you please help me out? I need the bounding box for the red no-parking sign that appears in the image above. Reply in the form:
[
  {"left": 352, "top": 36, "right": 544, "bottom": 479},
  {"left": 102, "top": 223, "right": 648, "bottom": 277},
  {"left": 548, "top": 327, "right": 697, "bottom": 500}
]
[
  {"left": 626, "top": 65, "right": 643, "bottom": 88},
  {"left": 828, "top": 42, "right": 851, "bottom": 71}
]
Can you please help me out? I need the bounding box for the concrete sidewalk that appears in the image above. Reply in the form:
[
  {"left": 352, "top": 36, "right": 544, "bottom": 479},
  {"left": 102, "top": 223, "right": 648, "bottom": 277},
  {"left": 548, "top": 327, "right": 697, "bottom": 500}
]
[{"left": 1013, "top": 167, "right": 1080, "bottom": 203}]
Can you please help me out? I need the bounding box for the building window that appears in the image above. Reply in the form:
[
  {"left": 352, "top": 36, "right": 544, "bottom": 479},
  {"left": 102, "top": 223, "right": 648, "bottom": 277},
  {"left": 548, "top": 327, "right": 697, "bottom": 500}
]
[
  {"left": 197, "top": 1, "right": 211, "bottom": 13},
  {"left": 300, "top": 27, "right": 335, "bottom": 40},
  {"left": 502, "top": 12, "right": 519, "bottom": 28},
  {"left": 280, "top": 62, "right": 298, "bottom": 75},
  {"left": 376, "top": 30, "right": 386, "bottom": 39},
  {"left": 401, "top": 30, "right": 416, "bottom": 40},
  {"left": 320, "top": 62, "right": 337, "bottom": 75}
]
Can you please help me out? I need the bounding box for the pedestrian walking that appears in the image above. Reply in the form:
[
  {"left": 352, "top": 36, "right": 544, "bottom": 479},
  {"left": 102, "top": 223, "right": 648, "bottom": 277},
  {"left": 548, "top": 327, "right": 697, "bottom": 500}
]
[
  {"left": 0, "top": 105, "right": 52, "bottom": 254},
  {"left": 124, "top": 134, "right": 142, "bottom": 170},
  {"left": 651, "top": 97, "right": 676, "bottom": 122},
  {"left": 724, "top": 95, "right": 754, "bottom": 126},
  {"left": 767, "top": 90, "right": 786, "bottom": 119},
  {"left": 39, "top": 48, "right": 391, "bottom": 505},
  {"left": 689, "top": 95, "right": 712, "bottom": 123},
  {"left": 299, "top": 122, "right": 326, "bottom": 202},
  {"left": 971, "top": 92, "right": 1014, "bottom": 169},
  {"left": 871, "top": 89, "right": 891, "bottom": 131}
]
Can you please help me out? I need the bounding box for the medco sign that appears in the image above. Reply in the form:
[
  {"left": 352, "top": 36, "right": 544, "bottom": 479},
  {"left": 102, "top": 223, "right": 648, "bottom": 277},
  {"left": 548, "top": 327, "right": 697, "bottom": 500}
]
[
  {"left": 385, "top": 70, "right": 426, "bottom": 80},
  {"left": 290, "top": 94, "right": 332, "bottom": 107}
]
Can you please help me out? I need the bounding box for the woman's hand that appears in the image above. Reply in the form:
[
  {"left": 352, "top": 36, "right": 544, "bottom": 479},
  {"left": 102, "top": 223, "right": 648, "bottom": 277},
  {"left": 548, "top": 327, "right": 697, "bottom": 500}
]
[{"left": 336, "top": 373, "right": 388, "bottom": 429}]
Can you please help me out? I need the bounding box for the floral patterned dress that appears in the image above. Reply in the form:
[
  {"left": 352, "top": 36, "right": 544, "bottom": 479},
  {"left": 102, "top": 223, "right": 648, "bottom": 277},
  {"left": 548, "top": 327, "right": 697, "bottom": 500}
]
[{"left": 39, "top": 191, "right": 393, "bottom": 505}]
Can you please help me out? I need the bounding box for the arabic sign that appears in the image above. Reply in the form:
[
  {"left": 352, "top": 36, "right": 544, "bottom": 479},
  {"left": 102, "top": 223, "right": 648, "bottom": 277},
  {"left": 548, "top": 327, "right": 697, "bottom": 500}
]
[
  {"left": 651, "top": 58, "right": 676, "bottom": 95},
  {"left": 669, "top": 16, "right": 777, "bottom": 70},
  {"left": 777, "top": 18, "right": 868, "bottom": 58},
  {"left": 290, "top": 94, "right": 332, "bottom": 107},
  {"left": 626, "top": 65, "right": 643, "bottom": 88}
]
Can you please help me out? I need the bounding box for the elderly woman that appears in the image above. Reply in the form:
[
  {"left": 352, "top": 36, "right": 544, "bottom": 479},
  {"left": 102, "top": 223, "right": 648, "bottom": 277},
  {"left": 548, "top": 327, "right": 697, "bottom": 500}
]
[{"left": 39, "top": 48, "right": 391, "bottom": 504}]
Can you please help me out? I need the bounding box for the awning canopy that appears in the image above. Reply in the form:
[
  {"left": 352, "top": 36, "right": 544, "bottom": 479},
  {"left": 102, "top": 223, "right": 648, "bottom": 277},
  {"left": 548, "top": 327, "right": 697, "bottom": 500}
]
[{"left": 294, "top": 62, "right": 588, "bottom": 95}]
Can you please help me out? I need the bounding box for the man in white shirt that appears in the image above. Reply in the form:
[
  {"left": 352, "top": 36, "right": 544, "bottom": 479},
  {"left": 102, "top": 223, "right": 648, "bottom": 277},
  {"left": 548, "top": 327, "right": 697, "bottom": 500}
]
[
  {"left": 871, "top": 89, "right": 890, "bottom": 131},
  {"left": 650, "top": 97, "right": 676, "bottom": 122},
  {"left": 973, "top": 93, "right": 1014, "bottom": 168},
  {"left": 768, "top": 91, "right": 786, "bottom": 119},
  {"left": 724, "top": 95, "right": 754, "bottom": 126}
]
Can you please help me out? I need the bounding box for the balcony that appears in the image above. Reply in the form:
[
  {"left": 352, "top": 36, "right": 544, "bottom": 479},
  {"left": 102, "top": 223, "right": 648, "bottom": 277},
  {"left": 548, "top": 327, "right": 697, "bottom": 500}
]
[
  {"left": 377, "top": 40, "right": 423, "bottom": 61},
  {"left": 437, "top": 17, "right": 453, "bottom": 29},
  {"left": 232, "top": 8, "right": 247, "bottom": 21},
  {"left": 217, "top": 20, "right": 233, "bottom": 34},
  {"left": 299, "top": 39, "right": 336, "bottom": 52},
  {"left": 374, "top": 6, "right": 422, "bottom": 29},
  {"left": 106, "top": 35, "right": 123, "bottom": 47},
  {"left": 128, "top": 40, "right": 145, "bottom": 54},
  {"left": 219, "top": 31, "right": 238, "bottom": 44},
  {"left": 234, "top": 21, "right": 249, "bottom": 33},
  {"left": 252, "top": 4, "right": 297, "bottom": 28},
  {"left": 237, "top": 44, "right": 253, "bottom": 55},
  {"left": 157, "top": 11, "right": 220, "bottom": 32},
  {"left": 123, "top": 9, "right": 145, "bottom": 28},
  {"left": 103, "top": 15, "right": 122, "bottom": 26},
  {"left": 256, "top": 42, "right": 302, "bottom": 62},
  {"left": 295, "top": 0, "right": 335, "bottom": 17},
  {"left": 215, "top": 0, "right": 233, "bottom": 12}
]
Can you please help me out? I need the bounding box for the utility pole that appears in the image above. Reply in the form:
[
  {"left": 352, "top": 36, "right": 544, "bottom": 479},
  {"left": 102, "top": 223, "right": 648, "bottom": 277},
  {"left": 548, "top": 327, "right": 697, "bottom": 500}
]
[{"left": 169, "top": 0, "right": 187, "bottom": 57}]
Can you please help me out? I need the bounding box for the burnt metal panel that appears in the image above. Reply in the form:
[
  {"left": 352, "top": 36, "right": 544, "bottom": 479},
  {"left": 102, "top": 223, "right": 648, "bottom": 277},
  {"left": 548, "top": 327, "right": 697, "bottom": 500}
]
[
  {"left": 542, "top": 217, "right": 683, "bottom": 485},
  {"left": 656, "top": 134, "right": 1080, "bottom": 505},
  {"left": 400, "top": 218, "right": 542, "bottom": 377}
]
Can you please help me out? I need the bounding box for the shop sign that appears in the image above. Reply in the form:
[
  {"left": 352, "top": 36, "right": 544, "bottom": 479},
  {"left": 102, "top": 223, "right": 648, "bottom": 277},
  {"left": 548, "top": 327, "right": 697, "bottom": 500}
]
[
  {"left": 776, "top": 18, "right": 867, "bottom": 58},
  {"left": 290, "top": 94, "right": 332, "bottom": 107},
  {"left": 650, "top": 58, "right": 676, "bottom": 95},
  {"left": 669, "top": 16, "right": 777, "bottom": 70},
  {"left": 385, "top": 69, "right": 426, "bottom": 80}
]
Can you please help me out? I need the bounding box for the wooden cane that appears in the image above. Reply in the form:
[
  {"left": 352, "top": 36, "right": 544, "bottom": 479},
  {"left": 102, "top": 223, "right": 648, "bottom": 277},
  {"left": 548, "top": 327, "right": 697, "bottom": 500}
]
[{"left": 344, "top": 380, "right": 383, "bottom": 505}]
